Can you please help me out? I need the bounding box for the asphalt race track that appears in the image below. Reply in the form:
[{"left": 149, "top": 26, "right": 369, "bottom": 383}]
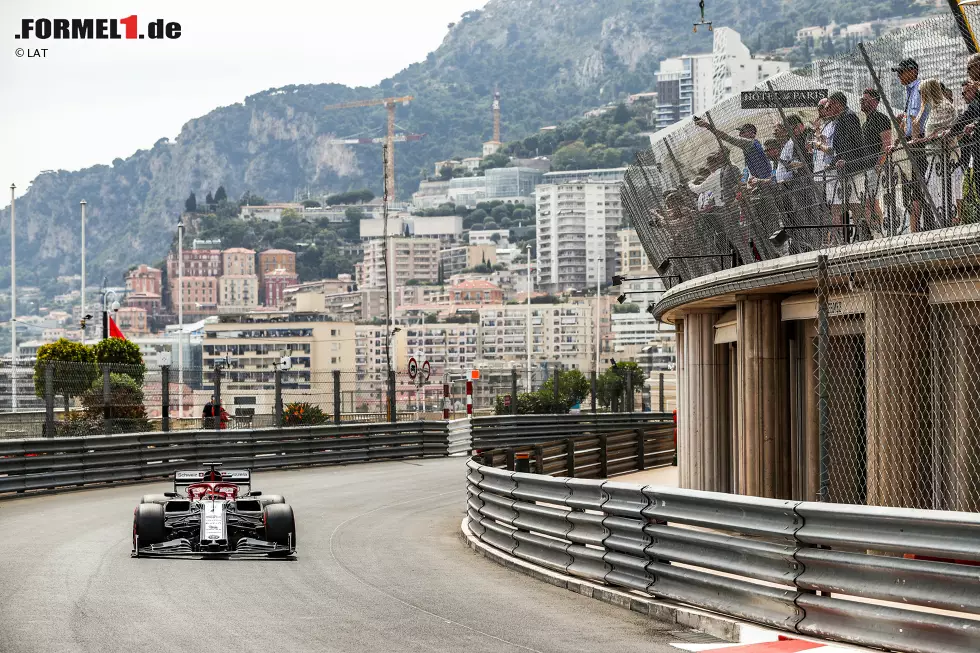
[{"left": 0, "top": 458, "right": 687, "bottom": 653}]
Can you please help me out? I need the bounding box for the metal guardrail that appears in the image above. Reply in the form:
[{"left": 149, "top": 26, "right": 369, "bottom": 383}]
[
  {"left": 0, "top": 413, "right": 669, "bottom": 496},
  {"left": 470, "top": 413, "right": 674, "bottom": 450},
  {"left": 465, "top": 460, "right": 980, "bottom": 653},
  {"left": 478, "top": 424, "right": 675, "bottom": 479},
  {"left": 0, "top": 421, "right": 468, "bottom": 495}
]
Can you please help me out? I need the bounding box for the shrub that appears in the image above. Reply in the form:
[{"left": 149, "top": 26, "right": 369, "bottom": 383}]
[{"left": 282, "top": 402, "right": 328, "bottom": 426}]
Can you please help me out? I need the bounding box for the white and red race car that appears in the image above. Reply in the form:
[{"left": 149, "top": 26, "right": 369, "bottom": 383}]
[{"left": 132, "top": 463, "right": 296, "bottom": 558}]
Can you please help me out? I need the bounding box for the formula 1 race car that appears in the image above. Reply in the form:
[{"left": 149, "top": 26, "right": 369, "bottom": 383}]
[{"left": 132, "top": 463, "right": 296, "bottom": 558}]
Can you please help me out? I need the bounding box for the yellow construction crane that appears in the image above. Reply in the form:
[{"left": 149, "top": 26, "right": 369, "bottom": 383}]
[{"left": 323, "top": 95, "right": 414, "bottom": 202}]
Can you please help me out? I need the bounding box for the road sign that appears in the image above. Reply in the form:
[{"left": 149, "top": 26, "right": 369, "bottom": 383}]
[
  {"left": 503, "top": 394, "right": 511, "bottom": 407},
  {"left": 408, "top": 357, "right": 418, "bottom": 380},
  {"left": 421, "top": 360, "right": 431, "bottom": 382},
  {"left": 470, "top": 369, "right": 481, "bottom": 380}
]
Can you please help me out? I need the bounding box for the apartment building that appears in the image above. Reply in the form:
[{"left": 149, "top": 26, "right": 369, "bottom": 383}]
[
  {"left": 535, "top": 181, "right": 623, "bottom": 293},
  {"left": 449, "top": 280, "right": 503, "bottom": 305},
  {"left": 478, "top": 301, "right": 598, "bottom": 372},
  {"left": 202, "top": 313, "right": 355, "bottom": 418},
  {"left": 219, "top": 248, "right": 259, "bottom": 310},
  {"left": 440, "top": 244, "right": 497, "bottom": 277},
  {"left": 257, "top": 249, "right": 296, "bottom": 278},
  {"left": 126, "top": 265, "right": 162, "bottom": 295},
  {"left": 219, "top": 275, "right": 259, "bottom": 310},
  {"left": 167, "top": 249, "right": 221, "bottom": 280},
  {"left": 114, "top": 306, "right": 149, "bottom": 336},
  {"left": 361, "top": 237, "right": 441, "bottom": 290},
  {"left": 222, "top": 248, "right": 256, "bottom": 275},
  {"left": 398, "top": 285, "right": 450, "bottom": 306},
  {"left": 403, "top": 321, "right": 480, "bottom": 378},
  {"left": 263, "top": 268, "right": 299, "bottom": 308},
  {"left": 173, "top": 276, "right": 219, "bottom": 317}
]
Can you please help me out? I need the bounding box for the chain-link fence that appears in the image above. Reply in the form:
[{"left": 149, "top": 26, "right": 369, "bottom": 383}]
[
  {"left": 0, "top": 359, "right": 676, "bottom": 438},
  {"left": 625, "top": 11, "right": 980, "bottom": 511}
]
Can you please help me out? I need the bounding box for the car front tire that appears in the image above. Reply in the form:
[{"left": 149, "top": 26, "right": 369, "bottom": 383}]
[
  {"left": 263, "top": 504, "right": 296, "bottom": 549},
  {"left": 134, "top": 503, "right": 167, "bottom": 549}
]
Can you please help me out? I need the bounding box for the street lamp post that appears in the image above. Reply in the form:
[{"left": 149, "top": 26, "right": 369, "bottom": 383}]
[
  {"left": 9, "top": 183, "right": 16, "bottom": 411},
  {"left": 80, "top": 200, "right": 86, "bottom": 343},
  {"left": 595, "top": 257, "right": 601, "bottom": 375},
  {"left": 526, "top": 244, "right": 532, "bottom": 394},
  {"left": 177, "top": 220, "right": 184, "bottom": 417}
]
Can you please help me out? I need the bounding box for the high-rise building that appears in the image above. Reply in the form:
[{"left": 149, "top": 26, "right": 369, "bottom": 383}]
[
  {"left": 655, "top": 54, "right": 713, "bottom": 129},
  {"left": 655, "top": 28, "right": 788, "bottom": 130},
  {"left": 710, "top": 28, "right": 789, "bottom": 108},
  {"left": 535, "top": 181, "right": 623, "bottom": 293}
]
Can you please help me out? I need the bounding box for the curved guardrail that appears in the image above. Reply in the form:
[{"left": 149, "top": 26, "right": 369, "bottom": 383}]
[
  {"left": 0, "top": 420, "right": 471, "bottom": 495},
  {"left": 464, "top": 458, "right": 980, "bottom": 653}
]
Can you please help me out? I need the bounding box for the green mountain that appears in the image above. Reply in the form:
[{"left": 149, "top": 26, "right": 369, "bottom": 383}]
[{"left": 0, "top": 0, "right": 937, "bottom": 313}]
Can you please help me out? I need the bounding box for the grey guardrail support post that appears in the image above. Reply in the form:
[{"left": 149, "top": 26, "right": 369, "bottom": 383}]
[
  {"left": 659, "top": 372, "right": 665, "bottom": 412},
  {"left": 333, "top": 369, "right": 342, "bottom": 424},
  {"left": 636, "top": 428, "right": 645, "bottom": 471},
  {"left": 102, "top": 365, "right": 111, "bottom": 428},
  {"left": 511, "top": 368, "right": 518, "bottom": 416},
  {"left": 626, "top": 373, "right": 633, "bottom": 413},
  {"left": 213, "top": 365, "right": 222, "bottom": 432},
  {"left": 599, "top": 433, "right": 608, "bottom": 477},
  {"left": 274, "top": 366, "right": 283, "bottom": 428},
  {"left": 591, "top": 370, "right": 597, "bottom": 414},
  {"left": 44, "top": 362, "right": 55, "bottom": 438},
  {"left": 161, "top": 364, "right": 170, "bottom": 433},
  {"left": 566, "top": 438, "right": 576, "bottom": 477}
]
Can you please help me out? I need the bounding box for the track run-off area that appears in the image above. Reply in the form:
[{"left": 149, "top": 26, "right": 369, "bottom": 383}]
[{"left": 0, "top": 458, "right": 700, "bottom": 653}]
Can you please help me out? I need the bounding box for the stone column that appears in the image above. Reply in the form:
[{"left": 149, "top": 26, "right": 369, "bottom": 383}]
[
  {"left": 864, "top": 284, "right": 930, "bottom": 508},
  {"left": 677, "top": 311, "right": 731, "bottom": 492},
  {"left": 736, "top": 295, "right": 791, "bottom": 499}
]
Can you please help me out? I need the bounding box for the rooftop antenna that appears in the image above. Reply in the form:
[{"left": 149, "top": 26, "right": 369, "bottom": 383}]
[{"left": 693, "top": 0, "right": 713, "bottom": 32}]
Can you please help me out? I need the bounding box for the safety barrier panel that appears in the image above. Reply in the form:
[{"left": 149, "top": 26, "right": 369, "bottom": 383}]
[
  {"left": 465, "top": 459, "right": 980, "bottom": 653},
  {"left": 470, "top": 413, "right": 674, "bottom": 450}
]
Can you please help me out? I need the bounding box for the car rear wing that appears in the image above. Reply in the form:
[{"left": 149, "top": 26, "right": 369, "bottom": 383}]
[{"left": 174, "top": 468, "right": 251, "bottom": 494}]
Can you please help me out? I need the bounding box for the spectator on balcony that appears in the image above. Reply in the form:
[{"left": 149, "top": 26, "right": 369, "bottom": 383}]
[
  {"left": 893, "top": 58, "right": 927, "bottom": 231},
  {"left": 693, "top": 119, "right": 773, "bottom": 181},
  {"left": 823, "top": 92, "right": 865, "bottom": 237},
  {"left": 859, "top": 88, "right": 893, "bottom": 232},
  {"left": 954, "top": 81, "right": 980, "bottom": 223},
  {"left": 912, "top": 79, "right": 957, "bottom": 227},
  {"left": 688, "top": 156, "right": 725, "bottom": 213}
]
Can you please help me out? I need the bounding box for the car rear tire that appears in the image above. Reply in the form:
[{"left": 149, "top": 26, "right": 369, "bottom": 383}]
[
  {"left": 134, "top": 503, "right": 166, "bottom": 549},
  {"left": 264, "top": 504, "right": 296, "bottom": 549}
]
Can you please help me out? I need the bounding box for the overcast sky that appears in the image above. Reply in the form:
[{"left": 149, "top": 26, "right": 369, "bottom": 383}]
[{"left": 0, "top": 0, "right": 488, "bottom": 197}]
